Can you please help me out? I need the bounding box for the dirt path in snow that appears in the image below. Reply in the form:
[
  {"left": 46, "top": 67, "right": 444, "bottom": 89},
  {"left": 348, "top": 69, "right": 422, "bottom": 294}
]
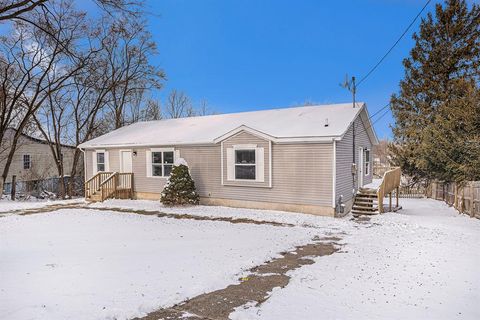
[
  {"left": 1, "top": 204, "right": 299, "bottom": 228},
  {"left": 132, "top": 236, "right": 342, "bottom": 320},
  {"left": 2, "top": 204, "right": 349, "bottom": 319},
  {"left": 0, "top": 202, "right": 85, "bottom": 216}
]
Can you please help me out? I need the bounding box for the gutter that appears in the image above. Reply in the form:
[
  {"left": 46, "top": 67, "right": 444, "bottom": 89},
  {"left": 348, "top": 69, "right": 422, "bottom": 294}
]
[{"left": 78, "top": 136, "right": 343, "bottom": 150}]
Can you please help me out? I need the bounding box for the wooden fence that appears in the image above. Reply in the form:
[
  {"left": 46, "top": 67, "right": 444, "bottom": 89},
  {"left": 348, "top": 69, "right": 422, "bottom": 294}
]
[
  {"left": 395, "top": 185, "right": 426, "bottom": 199},
  {"left": 426, "top": 181, "right": 480, "bottom": 219}
]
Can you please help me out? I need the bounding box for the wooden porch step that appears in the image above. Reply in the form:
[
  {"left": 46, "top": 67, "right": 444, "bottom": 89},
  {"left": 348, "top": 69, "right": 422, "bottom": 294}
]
[
  {"left": 87, "top": 193, "right": 102, "bottom": 202},
  {"left": 356, "top": 193, "right": 378, "bottom": 198},
  {"left": 352, "top": 209, "right": 380, "bottom": 216},
  {"left": 354, "top": 200, "right": 377, "bottom": 205},
  {"left": 352, "top": 204, "right": 378, "bottom": 211}
]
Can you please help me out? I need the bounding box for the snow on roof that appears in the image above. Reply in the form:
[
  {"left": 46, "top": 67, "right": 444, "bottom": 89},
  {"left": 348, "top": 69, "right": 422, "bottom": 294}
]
[{"left": 79, "top": 102, "right": 375, "bottom": 148}]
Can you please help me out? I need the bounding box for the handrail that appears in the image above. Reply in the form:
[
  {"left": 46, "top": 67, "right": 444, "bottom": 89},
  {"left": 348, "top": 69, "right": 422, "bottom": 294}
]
[
  {"left": 99, "top": 172, "right": 117, "bottom": 188},
  {"left": 100, "top": 172, "right": 117, "bottom": 201},
  {"left": 85, "top": 171, "right": 134, "bottom": 201},
  {"left": 84, "top": 172, "right": 114, "bottom": 199},
  {"left": 377, "top": 167, "right": 401, "bottom": 213}
]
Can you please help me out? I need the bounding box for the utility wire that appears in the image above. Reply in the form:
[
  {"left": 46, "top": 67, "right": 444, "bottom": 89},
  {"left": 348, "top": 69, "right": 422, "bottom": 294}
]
[
  {"left": 369, "top": 102, "right": 391, "bottom": 120},
  {"left": 358, "top": 104, "right": 392, "bottom": 137},
  {"left": 356, "top": 0, "right": 431, "bottom": 87}
]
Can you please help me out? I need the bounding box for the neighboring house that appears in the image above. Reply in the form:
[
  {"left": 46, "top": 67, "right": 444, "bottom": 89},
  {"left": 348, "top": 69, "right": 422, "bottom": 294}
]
[
  {"left": 1, "top": 128, "right": 79, "bottom": 193},
  {"left": 372, "top": 139, "right": 392, "bottom": 178},
  {"left": 79, "top": 103, "right": 378, "bottom": 216}
]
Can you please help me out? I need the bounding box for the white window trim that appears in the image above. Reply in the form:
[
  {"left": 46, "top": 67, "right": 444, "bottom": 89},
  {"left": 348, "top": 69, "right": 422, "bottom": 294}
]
[
  {"left": 234, "top": 148, "right": 257, "bottom": 181},
  {"left": 364, "top": 148, "right": 371, "bottom": 177},
  {"left": 233, "top": 144, "right": 257, "bottom": 150},
  {"left": 147, "top": 148, "right": 175, "bottom": 178},
  {"left": 93, "top": 149, "right": 109, "bottom": 175},
  {"left": 225, "top": 143, "right": 266, "bottom": 185}
]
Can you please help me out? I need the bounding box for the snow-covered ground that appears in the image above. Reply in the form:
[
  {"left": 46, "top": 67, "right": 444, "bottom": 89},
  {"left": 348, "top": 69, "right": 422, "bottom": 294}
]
[
  {"left": 1, "top": 198, "right": 479, "bottom": 320},
  {"left": 0, "top": 208, "right": 320, "bottom": 320},
  {"left": 230, "top": 198, "right": 480, "bottom": 320},
  {"left": 0, "top": 197, "right": 83, "bottom": 213},
  {"left": 90, "top": 199, "right": 351, "bottom": 229}
]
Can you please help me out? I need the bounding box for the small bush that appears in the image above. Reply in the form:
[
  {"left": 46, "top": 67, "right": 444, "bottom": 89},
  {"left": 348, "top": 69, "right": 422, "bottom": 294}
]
[{"left": 160, "top": 163, "right": 200, "bottom": 206}]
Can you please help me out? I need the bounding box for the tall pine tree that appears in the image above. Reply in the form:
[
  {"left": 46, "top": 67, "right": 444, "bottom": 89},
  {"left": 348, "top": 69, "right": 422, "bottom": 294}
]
[{"left": 390, "top": 0, "right": 480, "bottom": 183}]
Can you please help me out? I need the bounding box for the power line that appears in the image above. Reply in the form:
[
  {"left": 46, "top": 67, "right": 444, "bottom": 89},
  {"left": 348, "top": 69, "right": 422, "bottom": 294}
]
[
  {"left": 369, "top": 102, "right": 391, "bottom": 120},
  {"left": 358, "top": 104, "right": 392, "bottom": 137},
  {"left": 356, "top": 0, "right": 431, "bottom": 87}
]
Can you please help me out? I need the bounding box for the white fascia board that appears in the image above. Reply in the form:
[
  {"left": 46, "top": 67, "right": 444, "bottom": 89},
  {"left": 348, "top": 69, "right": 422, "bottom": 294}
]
[
  {"left": 79, "top": 136, "right": 339, "bottom": 149},
  {"left": 213, "top": 125, "right": 276, "bottom": 144}
]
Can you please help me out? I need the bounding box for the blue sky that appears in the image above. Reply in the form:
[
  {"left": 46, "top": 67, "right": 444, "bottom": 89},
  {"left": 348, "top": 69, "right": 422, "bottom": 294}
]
[{"left": 143, "top": 0, "right": 434, "bottom": 139}]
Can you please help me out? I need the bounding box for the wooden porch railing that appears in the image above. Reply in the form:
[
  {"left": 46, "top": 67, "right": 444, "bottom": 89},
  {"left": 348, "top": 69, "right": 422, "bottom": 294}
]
[
  {"left": 377, "top": 167, "right": 401, "bottom": 213},
  {"left": 85, "top": 172, "right": 134, "bottom": 201},
  {"left": 84, "top": 172, "right": 114, "bottom": 198}
]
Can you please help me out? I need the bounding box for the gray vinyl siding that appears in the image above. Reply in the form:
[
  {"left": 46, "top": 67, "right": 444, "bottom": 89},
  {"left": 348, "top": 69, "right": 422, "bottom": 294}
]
[
  {"left": 222, "top": 131, "right": 270, "bottom": 188},
  {"left": 335, "top": 111, "right": 374, "bottom": 203},
  {"left": 84, "top": 135, "right": 334, "bottom": 207}
]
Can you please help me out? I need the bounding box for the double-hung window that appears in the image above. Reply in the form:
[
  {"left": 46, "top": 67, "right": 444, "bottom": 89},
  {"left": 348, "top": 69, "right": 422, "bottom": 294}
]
[
  {"left": 152, "top": 150, "right": 174, "bottom": 177},
  {"left": 235, "top": 149, "right": 256, "bottom": 180},
  {"left": 364, "top": 149, "right": 370, "bottom": 176},
  {"left": 96, "top": 152, "right": 105, "bottom": 172},
  {"left": 23, "top": 154, "right": 31, "bottom": 169}
]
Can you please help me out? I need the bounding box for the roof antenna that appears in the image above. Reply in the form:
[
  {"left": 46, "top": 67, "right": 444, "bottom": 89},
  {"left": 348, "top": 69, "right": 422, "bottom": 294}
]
[
  {"left": 340, "top": 75, "right": 357, "bottom": 108},
  {"left": 340, "top": 74, "right": 357, "bottom": 188},
  {"left": 324, "top": 118, "right": 329, "bottom": 127}
]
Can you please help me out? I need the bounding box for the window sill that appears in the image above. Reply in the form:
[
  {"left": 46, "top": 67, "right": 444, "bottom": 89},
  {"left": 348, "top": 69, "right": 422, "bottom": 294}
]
[{"left": 223, "top": 182, "right": 271, "bottom": 189}]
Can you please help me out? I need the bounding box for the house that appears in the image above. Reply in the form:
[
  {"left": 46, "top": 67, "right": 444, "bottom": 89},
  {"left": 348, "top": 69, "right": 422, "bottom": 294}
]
[
  {"left": 1, "top": 128, "right": 80, "bottom": 194},
  {"left": 79, "top": 102, "right": 379, "bottom": 216}
]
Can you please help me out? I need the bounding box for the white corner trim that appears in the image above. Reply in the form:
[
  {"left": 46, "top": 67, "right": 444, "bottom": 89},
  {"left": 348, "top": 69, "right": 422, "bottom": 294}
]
[
  {"left": 269, "top": 140, "right": 272, "bottom": 188},
  {"left": 220, "top": 141, "right": 224, "bottom": 185},
  {"left": 332, "top": 140, "right": 336, "bottom": 208}
]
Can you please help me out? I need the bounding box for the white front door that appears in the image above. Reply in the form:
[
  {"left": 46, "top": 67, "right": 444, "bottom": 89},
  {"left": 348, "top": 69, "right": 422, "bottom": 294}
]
[
  {"left": 120, "top": 150, "right": 132, "bottom": 173},
  {"left": 358, "top": 147, "right": 364, "bottom": 188}
]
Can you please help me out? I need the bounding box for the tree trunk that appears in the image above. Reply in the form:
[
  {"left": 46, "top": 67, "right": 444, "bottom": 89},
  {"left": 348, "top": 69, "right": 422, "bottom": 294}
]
[{"left": 67, "top": 148, "right": 82, "bottom": 197}]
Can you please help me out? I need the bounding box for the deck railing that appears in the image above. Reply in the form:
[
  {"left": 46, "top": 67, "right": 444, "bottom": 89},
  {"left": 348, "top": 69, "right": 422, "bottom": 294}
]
[
  {"left": 84, "top": 172, "right": 114, "bottom": 198},
  {"left": 85, "top": 172, "right": 134, "bottom": 201},
  {"left": 377, "top": 167, "right": 401, "bottom": 213}
]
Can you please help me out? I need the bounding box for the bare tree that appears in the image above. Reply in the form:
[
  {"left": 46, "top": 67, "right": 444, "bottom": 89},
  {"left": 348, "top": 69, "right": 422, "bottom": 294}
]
[
  {"left": 0, "top": 0, "right": 143, "bottom": 22},
  {"left": 0, "top": 0, "right": 47, "bottom": 21},
  {"left": 0, "top": 0, "right": 93, "bottom": 192},
  {"left": 141, "top": 98, "right": 162, "bottom": 121},
  {"left": 164, "top": 89, "right": 192, "bottom": 119},
  {"left": 102, "top": 17, "right": 165, "bottom": 129}
]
